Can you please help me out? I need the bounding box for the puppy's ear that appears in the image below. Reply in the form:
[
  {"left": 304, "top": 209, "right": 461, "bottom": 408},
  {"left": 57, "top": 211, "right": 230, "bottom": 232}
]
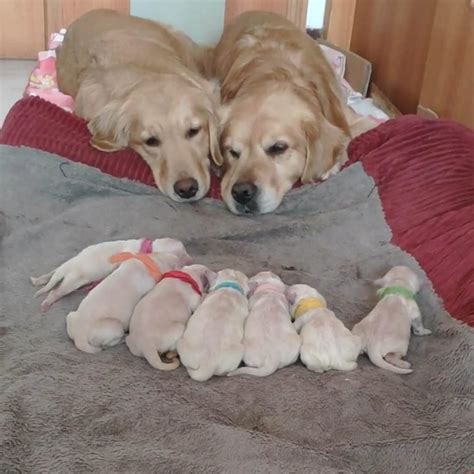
[
  {"left": 373, "top": 277, "right": 387, "bottom": 287},
  {"left": 301, "top": 116, "right": 349, "bottom": 184},
  {"left": 154, "top": 239, "right": 192, "bottom": 266},
  {"left": 285, "top": 286, "right": 298, "bottom": 304},
  {"left": 248, "top": 279, "right": 259, "bottom": 297},
  {"left": 206, "top": 269, "right": 218, "bottom": 289},
  {"left": 88, "top": 99, "right": 131, "bottom": 152},
  {"left": 241, "top": 280, "right": 250, "bottom": 297},
  {"left": 202, "top": 269, "right": 217, "bottom": 291}
]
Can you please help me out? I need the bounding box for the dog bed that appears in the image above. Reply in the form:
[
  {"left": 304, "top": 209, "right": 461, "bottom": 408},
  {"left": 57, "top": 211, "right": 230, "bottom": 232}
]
[
  {"left": 1, "top": 144, "right": 473, "bottom": 472},
  {"left": 1, "top": 98, "right": 472, "bottom": 324}
]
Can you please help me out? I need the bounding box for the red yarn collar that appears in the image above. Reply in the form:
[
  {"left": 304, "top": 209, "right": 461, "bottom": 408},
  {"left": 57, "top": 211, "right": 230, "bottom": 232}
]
[{"left": 161, "top": 271, "right": 202, "bottom": 296}]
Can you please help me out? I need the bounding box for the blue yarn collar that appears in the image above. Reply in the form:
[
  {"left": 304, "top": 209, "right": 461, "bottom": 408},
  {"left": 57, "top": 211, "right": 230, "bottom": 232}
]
[{"left": 212, "top": 281, "right": 244, "bottom": 295}]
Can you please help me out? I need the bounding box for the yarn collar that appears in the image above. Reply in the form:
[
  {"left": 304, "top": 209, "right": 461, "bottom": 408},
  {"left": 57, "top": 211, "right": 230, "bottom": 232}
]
[
  {"left": 139, "top": 238, "right": 153, "bottom": 254},
  {"left": 253, "top": 283, "right": 284, "bottom": 295},
  {"left": 109, "top": 252, "right": 161, "bottom": 282},
  {"left": 377, "top": 286, "right": 416, "bottom": 302},
  {"left": 161, "top": 271, "right": 201, "bottom": 296},
  {"left": 292, "top": 297, "right": 326, "bottom": 320},
  {"left": 212, "top": 281, "right": 244, "bottom": 295}
]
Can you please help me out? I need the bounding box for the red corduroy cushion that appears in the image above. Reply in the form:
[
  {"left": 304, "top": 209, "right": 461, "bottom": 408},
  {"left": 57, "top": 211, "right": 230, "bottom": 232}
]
[
  {"left": 347, "top": 115, "right": 474, "bottom": 325},
  {"left": 1, "top": 97, "right": 473, "bottom": 324},
  {"left": 0, "top": 96, "right": 222, "bottom": 199}
]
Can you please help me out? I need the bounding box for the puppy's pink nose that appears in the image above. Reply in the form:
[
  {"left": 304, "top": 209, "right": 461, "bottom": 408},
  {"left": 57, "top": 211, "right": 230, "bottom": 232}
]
[{"left": 174, "top": 178, "right": 198, "bottom": 199}]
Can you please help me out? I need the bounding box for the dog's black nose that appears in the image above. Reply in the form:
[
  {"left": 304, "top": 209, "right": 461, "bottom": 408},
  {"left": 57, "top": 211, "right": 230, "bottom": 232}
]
[
  {"left": 232, "top": 182, "right": 257, "bottom": 204},
  {"left": 174, "top": 178, "right": 198, "bottom": 199}
]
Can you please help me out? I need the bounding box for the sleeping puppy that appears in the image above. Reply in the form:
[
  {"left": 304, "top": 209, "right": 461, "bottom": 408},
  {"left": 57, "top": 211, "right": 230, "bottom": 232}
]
[
  {"left": 126, "top": 264, "right": 215, "bottom": 370},
  {"left": 66, "top": 252, "right": 181, "bottom": 354},
  {"left": 352, "top": 266, "right": 431, "bottom": 374},
  {"left": 31, "top": 238, "right": 191, "bottom": 311},
  {"left": 57, "top": 9, "right": 222, "bottom": 202},
  {"left": 177, "top": 269, "right": 249, "bottom": 381},
  {"left": 214, "top": 11, "right": 351, "bottom": 214},
  {"left": 228, "top": 272, "right": 300, "bottom": 377},
  {"left": 287, "top": 284, "right": 361, "bottom": 372}
]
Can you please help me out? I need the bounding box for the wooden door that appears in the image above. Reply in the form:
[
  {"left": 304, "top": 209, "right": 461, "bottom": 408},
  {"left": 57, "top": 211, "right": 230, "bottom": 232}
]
[
  {"left": 45, "top": 0, "right": 130, "bottom": 39},
  {"left": 418, "top": 0, "right": 474, "bottom": 128},
  {"left": 349, "top": 0, "right": 438, "bottom": 114},
  {"left": 0, "top": 0, "right": 46, "bottom": 58}
]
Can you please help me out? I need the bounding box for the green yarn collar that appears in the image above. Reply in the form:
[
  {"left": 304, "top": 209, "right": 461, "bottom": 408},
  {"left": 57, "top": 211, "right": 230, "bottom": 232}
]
[{"left": 376, "top": 286, "right": 416, "bottom": 302}]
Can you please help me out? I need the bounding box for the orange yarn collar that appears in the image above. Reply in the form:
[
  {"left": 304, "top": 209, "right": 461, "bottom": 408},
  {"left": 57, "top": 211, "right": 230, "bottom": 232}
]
[{"left": 109, "top": 252, "right": 162, "bottom": 282}]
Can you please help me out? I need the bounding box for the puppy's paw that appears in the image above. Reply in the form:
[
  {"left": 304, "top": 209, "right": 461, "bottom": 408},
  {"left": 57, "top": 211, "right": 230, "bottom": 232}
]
[
  {"left": 413, "top": 327, "right": 432, "bottom": 336},
  {"left": 30, "top": 276, "right": 43, "bottom": 286},
  {"left": 40, "top": 300, "right": 51, "bottom": 313},
  {"left": 320, "top": 163, "right": 341, "bottom": 181}
]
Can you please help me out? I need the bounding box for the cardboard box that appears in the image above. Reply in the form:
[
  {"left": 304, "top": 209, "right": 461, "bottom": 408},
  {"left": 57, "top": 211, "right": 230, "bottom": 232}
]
[{"left": 318, "top": 39, "right": 372, "bottom": 97}]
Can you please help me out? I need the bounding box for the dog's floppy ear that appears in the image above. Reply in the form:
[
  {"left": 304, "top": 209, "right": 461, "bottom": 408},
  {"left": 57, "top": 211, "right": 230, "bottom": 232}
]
[
  {"left": 301, "top": 116, "right": 349, "bottom": 184},
  {"left": 88, "top": 99, "right": 131, "bottom": 152},
  {"left": 196, "top": 79, "right": 224, "bottom": 167},
  {"left": 208, "top": 111, "right": 224, "bottom": 166},
  {"left": 303, "top": 61, "right": 351, "bottom": 136}
]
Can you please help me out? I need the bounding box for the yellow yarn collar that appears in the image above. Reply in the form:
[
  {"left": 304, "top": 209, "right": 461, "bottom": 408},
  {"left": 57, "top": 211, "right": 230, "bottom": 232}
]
[{"left": 292, "top": 297, "right": 326, "bottom": 319}]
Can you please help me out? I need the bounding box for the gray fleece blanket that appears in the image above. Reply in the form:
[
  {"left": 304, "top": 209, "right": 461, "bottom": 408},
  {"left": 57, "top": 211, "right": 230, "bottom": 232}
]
[{"left": 1, "top": 146, "right": 473, "bottom": 473}]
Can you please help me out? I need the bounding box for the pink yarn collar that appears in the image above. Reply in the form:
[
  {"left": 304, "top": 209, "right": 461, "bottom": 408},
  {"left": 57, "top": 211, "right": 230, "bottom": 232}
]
[
  {"left": 139, "top": 238, "right": 153, "bottom": 254},
  {"left": 253, "top": 283, "right": 284, "bottom": 295}
]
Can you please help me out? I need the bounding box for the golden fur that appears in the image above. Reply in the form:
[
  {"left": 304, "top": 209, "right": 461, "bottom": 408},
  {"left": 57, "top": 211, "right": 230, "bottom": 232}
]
[
  {"left": 213, "top": 11, "right": 351, "bottom": 214},
  {"left": 57, "top": 9, "right": 222, "bottom": 202}
]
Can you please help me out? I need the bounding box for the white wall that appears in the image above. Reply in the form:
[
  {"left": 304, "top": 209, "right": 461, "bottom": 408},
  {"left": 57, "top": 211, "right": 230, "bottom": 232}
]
[
  {"left": 306, "top": 0, "right": 326, "bottom": 28},
  {"left": 131, "top": 0, "right": 226, "bottom": 45}
]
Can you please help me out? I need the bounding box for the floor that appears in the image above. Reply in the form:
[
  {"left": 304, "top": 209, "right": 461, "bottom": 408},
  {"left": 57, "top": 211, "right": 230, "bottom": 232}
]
[{"left": 0, "top": 60, "right": 35, "bottom": 127}]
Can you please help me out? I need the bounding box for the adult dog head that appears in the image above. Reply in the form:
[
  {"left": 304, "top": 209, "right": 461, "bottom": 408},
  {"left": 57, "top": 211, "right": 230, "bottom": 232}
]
[
  {"left": 214, "top": 11, "right": 351, "bottom": 215},
  {"left": 76, "top": 66, "right": 222, "bottom": 202},
  {"left": 58, "top": 9, "right": 222, "bottom": 202}
]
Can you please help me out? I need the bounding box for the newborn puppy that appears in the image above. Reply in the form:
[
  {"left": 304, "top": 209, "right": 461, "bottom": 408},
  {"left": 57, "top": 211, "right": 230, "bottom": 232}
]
[
  {"left": 126, "top": 264, "right": 216, "bottom": 370},
  {"left": 287, "top": 284, "right": 361, "bottom": 372},
  {"left": 31, "top": 238, "right": 191, "bottom": 311},
  {"left": 66, "top": 252, "right": 181, "bottom": 354},
  {"left": 228, "top": 271, "right": 300, "bottom": 377},
  {"left": 352, "top": 266, "right": 431, "bottom": 374},
  {"left": 177, "top": 269, "right": 249, "bottom": 381}
]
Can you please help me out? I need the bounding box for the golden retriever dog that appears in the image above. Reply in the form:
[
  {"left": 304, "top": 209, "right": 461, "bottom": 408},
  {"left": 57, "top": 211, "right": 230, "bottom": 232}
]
[
  {"left": 214, "top": 11, "right": 351, "bottom": 214},
  {"left": 57, "top": 9, "right": 222, "bottom": 202}
]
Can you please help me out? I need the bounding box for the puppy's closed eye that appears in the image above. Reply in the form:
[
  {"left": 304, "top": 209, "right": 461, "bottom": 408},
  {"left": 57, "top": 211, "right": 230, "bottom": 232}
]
[{"left": 266, "top": 142, "right": 288, "bottom": 156}]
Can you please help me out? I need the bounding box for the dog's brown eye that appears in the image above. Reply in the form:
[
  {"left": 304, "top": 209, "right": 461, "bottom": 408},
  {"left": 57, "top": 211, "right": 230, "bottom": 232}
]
[
  {"left": 267, "top": 142, "right": 288, "bottom": 156},
  {"left": 229, "top": 149, "right": 240, "bottom": 159},
  {"left": 145, "top": 137, "right": 160, "bottom": 147},
  {"left": 186, "top": 126, "right": 201, "bottom": 139}
]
